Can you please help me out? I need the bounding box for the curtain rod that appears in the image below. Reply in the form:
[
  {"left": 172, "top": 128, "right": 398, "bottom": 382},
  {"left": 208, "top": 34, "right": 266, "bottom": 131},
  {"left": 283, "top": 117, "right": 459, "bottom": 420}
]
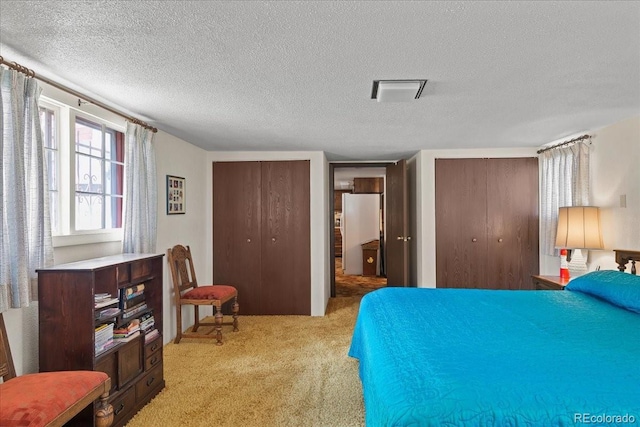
[
  {"left": 0, "top": 56, "right": 157, "bottom": 133},
  {"left": 537, "top": 134, "right": 590, "bottom": 154}
]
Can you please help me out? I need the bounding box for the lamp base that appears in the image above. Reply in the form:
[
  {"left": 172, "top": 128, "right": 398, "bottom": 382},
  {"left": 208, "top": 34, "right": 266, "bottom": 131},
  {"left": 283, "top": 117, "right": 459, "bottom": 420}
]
[{"left": 568, "top": 249, "right": 589, "bottom": 278}]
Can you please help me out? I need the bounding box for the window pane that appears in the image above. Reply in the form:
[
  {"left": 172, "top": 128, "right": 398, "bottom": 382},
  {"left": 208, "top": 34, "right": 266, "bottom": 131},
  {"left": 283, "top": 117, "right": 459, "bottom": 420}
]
[
  {"left": 75, "top": 118, "right": 102, "bottom": 157},
  {"left": 49, "top": 191, "right": 59, "bottom": 234},
  {"left": 46, "top": 149, "right": 57, "bottom": 191},
  {"left": 105, "top": 162, "right": 124, "bottom": 196},
  {"left": 105, "top": 196, "right": 123, "bottom": 229},
  {"left": 76, "top": 154, "right": 103, "bottom": 193},
  {"left": 105, "top": 129, "right": 124, "bottom": 162},
  {"left": 39, "top": 108, "right": 56, "bottom": 149},
  {"left": 76, "top": 194, "right": 103, "bottom": 230}
]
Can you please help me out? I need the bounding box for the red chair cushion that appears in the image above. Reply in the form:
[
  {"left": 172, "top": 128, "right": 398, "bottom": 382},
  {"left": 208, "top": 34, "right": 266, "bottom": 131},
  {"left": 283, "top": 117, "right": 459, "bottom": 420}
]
[
  {"left": 0, "top": 370, "right": 109, "bottom": 427},
  {"left": 183, "top": 285, "right": 237, "bottom": 300}
]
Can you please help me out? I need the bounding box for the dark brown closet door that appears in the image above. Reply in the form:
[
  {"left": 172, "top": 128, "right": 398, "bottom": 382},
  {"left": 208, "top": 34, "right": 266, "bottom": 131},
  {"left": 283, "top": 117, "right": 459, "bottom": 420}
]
[
  {"left": 435, "top": 159, "right": 488, "bottom": 288},
  {"left": 486, "top": 158, "right": 539, "bottom": 290},
  {"left": 261, "top": 161, "right": 310, "bottom": 315},
  {"left": 212, "top": 161, "right": 263, "bottom": 315}
]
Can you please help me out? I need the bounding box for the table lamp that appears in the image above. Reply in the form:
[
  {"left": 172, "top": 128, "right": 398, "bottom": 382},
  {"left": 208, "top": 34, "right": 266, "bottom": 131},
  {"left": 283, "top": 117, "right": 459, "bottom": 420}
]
[{"left": 555, "top": 206, "right": 604, "bottom": 278}]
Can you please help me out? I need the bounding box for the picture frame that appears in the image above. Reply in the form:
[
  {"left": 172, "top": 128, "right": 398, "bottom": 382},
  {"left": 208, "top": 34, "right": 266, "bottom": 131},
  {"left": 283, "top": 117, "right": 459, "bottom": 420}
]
[{"left": 166, "top": 175, "right": 186, "bottom": 214}]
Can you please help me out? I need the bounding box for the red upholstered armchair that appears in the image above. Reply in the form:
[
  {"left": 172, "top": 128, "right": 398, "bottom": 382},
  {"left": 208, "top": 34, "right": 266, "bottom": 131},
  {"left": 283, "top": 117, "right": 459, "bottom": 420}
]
[
  {"left": 167, "top": 244, "right": 239, "bottom": 345},
  {"left": 0, "top": 314, "right": 113, "bottom": 427}
]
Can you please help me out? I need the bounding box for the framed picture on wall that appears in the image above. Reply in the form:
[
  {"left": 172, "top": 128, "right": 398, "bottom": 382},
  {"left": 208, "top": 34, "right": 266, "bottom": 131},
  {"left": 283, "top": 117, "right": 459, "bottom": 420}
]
[{"left": 166, "top": 175, "right": 186, "bottom": 214}]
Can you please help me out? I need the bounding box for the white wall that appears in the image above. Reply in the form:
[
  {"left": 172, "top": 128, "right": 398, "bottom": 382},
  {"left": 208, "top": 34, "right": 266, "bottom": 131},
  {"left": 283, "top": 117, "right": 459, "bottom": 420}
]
[
  {"left": 206, "top": 151, "right": 330, "bottom": 316},
  {"left": 415, "top": 147, "right": 539, "bottom": 287},
  {"left": 154, "top": 131, "right": 210, "bottom": 343},
  {"left": 587, "top": 116, "right": 639, "bottom": 272}
]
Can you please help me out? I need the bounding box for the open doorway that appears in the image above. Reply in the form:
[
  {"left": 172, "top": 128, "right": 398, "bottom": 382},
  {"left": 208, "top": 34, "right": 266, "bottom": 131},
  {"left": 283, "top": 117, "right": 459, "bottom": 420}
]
[{"left": 330, "top": 163, "right": 390, "bottom": 297}]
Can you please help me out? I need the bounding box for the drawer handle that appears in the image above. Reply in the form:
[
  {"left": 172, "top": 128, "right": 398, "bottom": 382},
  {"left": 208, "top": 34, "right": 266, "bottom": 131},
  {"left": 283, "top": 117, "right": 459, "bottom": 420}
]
[
  {"left": 150, "top": 356, "right": 159, "bottom": 365},
  {"left": 147, "top": 376, "right": 156, "bottom": 387},
  {"left": 151, "top": 343, "right": 158, "bottom": 351},
  {"left": 115, "top": 403, "right": 125, "bottom": 415}
]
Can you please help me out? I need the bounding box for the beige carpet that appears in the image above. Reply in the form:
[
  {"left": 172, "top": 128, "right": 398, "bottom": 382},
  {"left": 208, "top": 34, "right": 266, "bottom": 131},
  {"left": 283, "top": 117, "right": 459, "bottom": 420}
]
[{"left": 126, "top": 297, "right": 365, "bottom": 427}]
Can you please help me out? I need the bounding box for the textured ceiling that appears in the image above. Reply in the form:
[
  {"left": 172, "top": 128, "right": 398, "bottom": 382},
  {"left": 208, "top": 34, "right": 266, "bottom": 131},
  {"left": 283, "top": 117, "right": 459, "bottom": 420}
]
[{"left": 1, "top": 1, "right": 639, "bottom": 161}]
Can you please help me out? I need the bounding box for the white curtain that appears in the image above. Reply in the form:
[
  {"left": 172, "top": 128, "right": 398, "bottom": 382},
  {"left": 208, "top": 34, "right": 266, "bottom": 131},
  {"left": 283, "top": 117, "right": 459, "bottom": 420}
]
[
  {"left": 0, "top": 68, "right": 53, "bottom": 312},
  {"left": 540, "top": 141, "right": 590, "bottom": 256},
  {"left": 122, "top": 122, "right": 157, "bottom": 253}
]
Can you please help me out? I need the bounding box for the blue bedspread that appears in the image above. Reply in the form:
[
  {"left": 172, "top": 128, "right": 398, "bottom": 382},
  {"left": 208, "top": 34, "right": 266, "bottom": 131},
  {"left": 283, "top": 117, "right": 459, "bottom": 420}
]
[{"left": 349, "top": 286, "right": 640, "bottom": 426}]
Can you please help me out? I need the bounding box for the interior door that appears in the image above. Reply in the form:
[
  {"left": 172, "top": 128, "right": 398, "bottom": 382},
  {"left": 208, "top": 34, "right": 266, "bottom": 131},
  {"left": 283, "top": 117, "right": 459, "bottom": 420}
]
[
  {"left": 261, "top": 160, "right": 311, "bottom": 315},
  {"left": 385, "top": 159, "right": 410, "bottom": 287},
  {"left": 486, "top": 158, "right": 539, "bottom": 290},
  {"left": 212, "top": 161, "right": 262, "bottom": 315},
  {"left": 435, "top": 158, "right": 488, "bottom": 288}
]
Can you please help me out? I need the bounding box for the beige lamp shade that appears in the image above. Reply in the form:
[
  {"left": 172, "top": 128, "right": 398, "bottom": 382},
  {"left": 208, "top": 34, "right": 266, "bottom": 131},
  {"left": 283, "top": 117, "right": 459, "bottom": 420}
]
[{"left": 555, "top": 206, "right": 604, "bottom": 249}]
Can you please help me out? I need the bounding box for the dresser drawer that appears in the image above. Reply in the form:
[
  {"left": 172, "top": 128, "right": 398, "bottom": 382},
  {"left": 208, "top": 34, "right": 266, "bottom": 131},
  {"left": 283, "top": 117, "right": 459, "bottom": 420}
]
[
  {"left": 110, "top": 386, "right": 136, "bottom": 426},
  {"left": 136, "top": 363, "right": 163, "bottom": 402},
  {"left": 145, "top": 348, "right": 162, "bottom": 371},
  {"left": 144, "top": 335, "right": 162, "bottom": 358}
]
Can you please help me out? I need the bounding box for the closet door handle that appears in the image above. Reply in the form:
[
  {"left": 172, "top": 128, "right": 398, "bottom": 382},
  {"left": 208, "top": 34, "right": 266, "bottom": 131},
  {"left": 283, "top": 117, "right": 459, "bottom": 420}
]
[
  {"left": 498, "top": 238, "right": 503, "bottom": 243},
  {"left": 247, "top": 238, "right": 251, "bottom": 243},
  {"left": 271, "top": 237, "right": 276, "bottom": 243},
  {"left": 472, "top": 238, "right": 477, "bottom": 242}
]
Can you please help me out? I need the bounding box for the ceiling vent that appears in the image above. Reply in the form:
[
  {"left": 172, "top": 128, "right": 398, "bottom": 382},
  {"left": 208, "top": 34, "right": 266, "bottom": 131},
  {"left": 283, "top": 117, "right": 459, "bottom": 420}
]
[{"left": 371, "top": 79, "right": 427, "bottom": 102}]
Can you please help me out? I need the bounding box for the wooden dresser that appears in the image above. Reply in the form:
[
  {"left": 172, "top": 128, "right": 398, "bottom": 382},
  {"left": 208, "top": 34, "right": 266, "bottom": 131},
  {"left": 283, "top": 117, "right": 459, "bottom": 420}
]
[{"left": 37, "top": 253, "right": 165, "bottom": 427}]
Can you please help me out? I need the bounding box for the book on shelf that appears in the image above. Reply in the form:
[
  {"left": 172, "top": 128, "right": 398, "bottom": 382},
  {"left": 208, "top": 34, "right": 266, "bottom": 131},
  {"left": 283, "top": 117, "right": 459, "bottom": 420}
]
[
  {"left": 95, "top": 323, "right": 114, "bottom": 352},
  {"left": 114, "top": 319, "right": 140, "bottom": 336},
  {"left": 121, "top": 293, "right": 145, "bottom": 310},
  {"left": 95, "top": 340, "right": 117, "bottom": 356},
  {"left": 121, "top": 284, "right": 145, "bottom": 300},
  {"left": 122, "top": 302, "right": 148, "bottom": 319},
  {"left": 113, "top": 330, "right": 140, "bottom": 343},
  {"left": 97, "top": 307, "right": 121, "bottom": 319},
  {"left": 144, "top": 328, "right": 160, "bottom": 344},
  {"left": 95, "top": 296, "right": 119, "bottom": 309}
]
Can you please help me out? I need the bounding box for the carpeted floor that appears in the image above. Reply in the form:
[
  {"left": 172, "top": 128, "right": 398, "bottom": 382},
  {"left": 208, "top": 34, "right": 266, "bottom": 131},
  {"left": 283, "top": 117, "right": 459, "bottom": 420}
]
[
  {"left": 125, "top": 296, "right": 365, "bottom": 427},
  {"left": 335, "top": 257, "right": 387, "bottom": 297}
]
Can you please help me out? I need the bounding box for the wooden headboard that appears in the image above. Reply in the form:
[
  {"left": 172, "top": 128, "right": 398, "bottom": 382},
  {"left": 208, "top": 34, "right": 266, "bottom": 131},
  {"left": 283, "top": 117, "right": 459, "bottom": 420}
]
[{"left": 615, "top": 249, "right": 639, "bottom": 275}]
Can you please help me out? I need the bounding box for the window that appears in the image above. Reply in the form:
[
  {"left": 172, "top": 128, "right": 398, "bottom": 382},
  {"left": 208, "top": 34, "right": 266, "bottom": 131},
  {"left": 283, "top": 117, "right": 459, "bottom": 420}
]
[
  {"left": 38, "top": 95, "right": 125, "bottom": 245},
  {"left": 40, "top": 106, "right": 59, "bottom": 234},
  {"left": 74, "top": 117, "right": 124, "bottom": 230}
]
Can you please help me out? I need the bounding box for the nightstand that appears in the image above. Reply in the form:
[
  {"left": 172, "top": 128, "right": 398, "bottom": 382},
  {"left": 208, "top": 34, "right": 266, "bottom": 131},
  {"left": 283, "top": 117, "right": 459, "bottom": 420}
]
[{"left": 531, "top": 275, "right": 569, "bottom": 290}]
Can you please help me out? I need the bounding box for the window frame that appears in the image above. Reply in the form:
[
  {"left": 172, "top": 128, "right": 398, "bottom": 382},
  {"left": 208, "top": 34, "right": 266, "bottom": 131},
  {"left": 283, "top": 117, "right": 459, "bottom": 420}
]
[{"left": 39, "top": 94, "right": 126, "bottom": 248}]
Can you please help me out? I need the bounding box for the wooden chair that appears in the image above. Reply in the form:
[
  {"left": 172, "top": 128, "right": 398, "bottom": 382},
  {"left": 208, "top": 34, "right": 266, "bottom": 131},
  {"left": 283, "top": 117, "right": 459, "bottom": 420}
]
[
  {"left": 0, "top": 314, "right": 113, "bottom": 427},
  {"left": 168, "top": 244, "right": 239, "bottom": 345}
]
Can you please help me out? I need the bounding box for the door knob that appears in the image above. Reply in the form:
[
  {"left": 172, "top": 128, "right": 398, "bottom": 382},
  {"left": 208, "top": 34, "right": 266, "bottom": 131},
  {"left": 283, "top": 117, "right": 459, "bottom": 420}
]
[
  {"left": 498, "top": 238, "right": 503, "bottom": 243},
  {"left": 272, "top": 237, "right": 276, "bottom": 242},
  {"left": 472, "top": 238, "right": 477, "bottom": 242},
  {"left": 397, "top": 236, "right": 404, "bottom": 240},
  {"left": 247, "top": 239, "right": 251, "bottom": 243}
]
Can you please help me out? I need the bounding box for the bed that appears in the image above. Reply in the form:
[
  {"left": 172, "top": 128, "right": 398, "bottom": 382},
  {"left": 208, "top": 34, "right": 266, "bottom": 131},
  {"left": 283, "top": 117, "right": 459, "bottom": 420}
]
[{"left": 349, "top": 249, "right": 640, "bottom": 426}]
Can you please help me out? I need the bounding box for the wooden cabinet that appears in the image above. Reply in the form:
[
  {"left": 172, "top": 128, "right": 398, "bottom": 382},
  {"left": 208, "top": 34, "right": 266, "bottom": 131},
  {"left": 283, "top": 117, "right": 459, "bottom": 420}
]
[
  {"left": 354, "top": 177, "right": 384, "bottom": 194},
  {"left": 531, "top": 275, "right": 568, "bottom": 290},
  {"left": 37, "top": 254, "right": 165, "bottom": 427},
  {"left": 435, "top": 158, "right": 539, "bottom": 290},
  {"left": 213, "top": 160, "right": 311, "bottom": 315}
]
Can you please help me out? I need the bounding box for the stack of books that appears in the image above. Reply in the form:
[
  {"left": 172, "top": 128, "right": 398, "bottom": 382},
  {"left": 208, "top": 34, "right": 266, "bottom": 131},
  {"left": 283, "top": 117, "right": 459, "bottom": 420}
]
[
  {"left": 95, "top": 293, "right": 119, "bottom": 309},
  {"left": 120, "top": 284, "right": 148, "bottom": 319},
  {"left": 144, "top": 328, "right": 160, "bottom": 344},
  {"left": 95, "top": 323, "right": 115, "bottom": 355},
  {"left": 139, "top": 312, "right": 155, "bottom": 333},
  {"left": 113, "top": 318, "right": 140, "bottom": 339}
]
